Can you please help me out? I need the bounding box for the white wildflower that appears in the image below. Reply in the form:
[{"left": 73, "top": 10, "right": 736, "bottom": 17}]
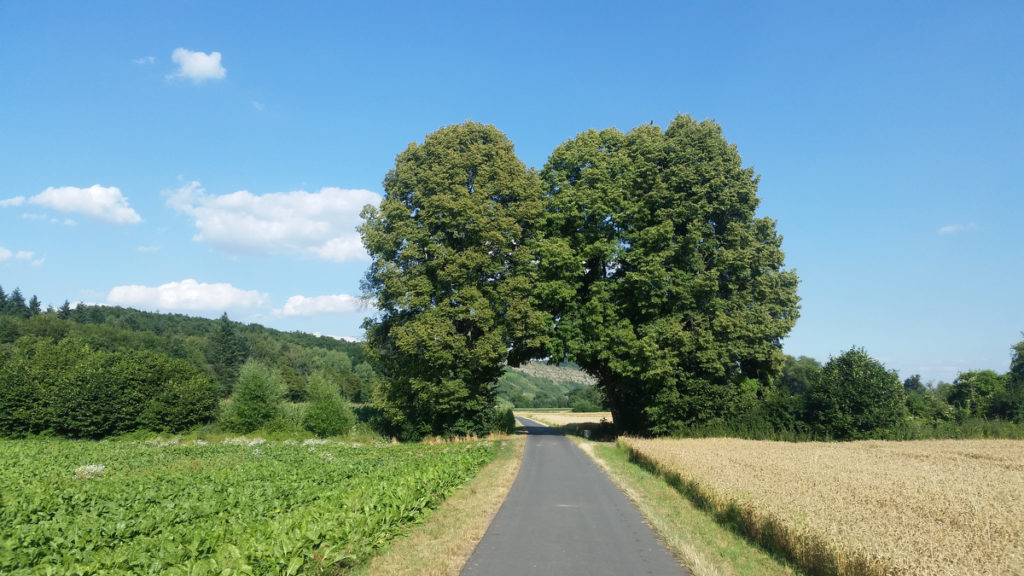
[{"left": 74, "top": 464, "right": 106, "bottom": 479}]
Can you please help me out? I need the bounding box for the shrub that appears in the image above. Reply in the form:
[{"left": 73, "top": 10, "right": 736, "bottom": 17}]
[
  {"left": 302, "top": 371, "right": 355, "bottom": 437},
  {"left": 806, "top": 347, "right": 908, "bottom": 440},
  {"left": 222, "top": 360, "right": 284, "bottom": 433},
  {"left": 0, "top": 337, "right": 219, "bottom": 438},
  {"left": 491, "top": 407, "right": 517, "bottom": 434}
]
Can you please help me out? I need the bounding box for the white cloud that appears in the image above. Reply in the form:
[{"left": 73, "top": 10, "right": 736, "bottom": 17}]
[
  {"left": 29, "top": 185, "right": 141, "bottom": 224},
  {"left": 169, "top": 48, "right": 226, "bottom": 83},
  {"left": 938, "top": 222, "right": 976, "bottom": 235},
  {"left": 137, "top": 245, "right": 160, "bottom": 253},
  {"left": 133, "top": 56, "right": 156, "bottom": 65},
  {"left": 0, "top": 196, "right": 25, "bottom": 207},
  {"left": 166, "top": 181, "right": 380, "bottom": 262},
  {"left": 0, "top": 248, "right": 43, "bottom": 266},
  {"left": 275, "top": 294, "right": 374, "bottom": 317},
  {"left": 252, "top": 100, "right": 264, "bottom": 111},
  {"left": 107, "top": 279, "right": 268, "bottom": 312}
]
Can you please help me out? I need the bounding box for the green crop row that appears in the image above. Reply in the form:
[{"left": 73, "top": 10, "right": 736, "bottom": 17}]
[{"left": 0, "top": 438, "right": 497, "bottom": 575}]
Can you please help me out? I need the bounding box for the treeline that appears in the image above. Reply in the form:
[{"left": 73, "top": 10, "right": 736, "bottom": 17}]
[
  {"left": 0, "top": 284, "right": 379, "bottom": 438},
  {"left": 695, "top": 345, "right": 1024, "bottom": 440}
]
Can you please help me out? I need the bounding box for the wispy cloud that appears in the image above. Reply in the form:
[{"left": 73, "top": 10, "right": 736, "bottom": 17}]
[
  {"left": 0, "top": 196, "right": 25, "bottom": 207},
  {"left": 107, "top": 279, "right": 267, "bottom": 312},
  {"left": 133, "top": 56, "right": 156, "bottom": 65},
  {"left": 252, "top": 100, "right": 265, "bottom": 111},
  {"left": 168, "top": 48, "right": 225, "bottom": 83},
  {"left": 166, "top": 181, "right": 380, "bottom": 262},
  {"left": 938, "top": 222, "right": 976, "bottom": 235},
  {"left": 0, "top": 247, "right": 43, "bottom": 266},
  {"left": 28, "top": 185, "right": 141, "bottom": 224},
  {"left": 274, "top": 294, "right": 374, "bottom": 317},
  {"left": 136, "top": 246, "right": 160, "bottom": 253}
]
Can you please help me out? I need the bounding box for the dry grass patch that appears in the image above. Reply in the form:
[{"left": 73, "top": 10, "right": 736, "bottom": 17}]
[
  {"left": 517, "top": 410, "right": 612, "bottom": 428},
  {"left": 351, "top": 435, "right": 526, "bottom": 576},
  {"left": 622, "top": 437, "right": 1024, "bottom": 575}
]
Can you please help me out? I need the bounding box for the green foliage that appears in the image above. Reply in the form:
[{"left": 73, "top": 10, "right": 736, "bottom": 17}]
[
  {"left": 539, "top": 116, "right": 800, "bottom": 435},
  {"left": 491, "top": 407, "right": 517, "bottom": 434},
  {"left": 0, "top": 437, "right": 498, "bottom": 574},
  {"left": 949, "top": 370, "right": 1006, "bottom": 418},
  {"left": 997, "top": 338, "right": 1024, "bottom": 423},
  {"left": 568, "top": 385, "right": 605, "bottom": 412},
  {"left": 496, "top": 368, "right": 588, "bottom": 408},
  {"left": 361, "top": 121, "right": 548, "bottom": 439},
  {"left": 222, "top": 360, "right": 285, "bottom": 433},
  {"left": 806, "top": 348, "right": 908, "bottom": 440},
  {"left": 208, "top": 312, "right": 248, "bottom": 395},
  {"left": 0, "top": 337, "right": 218, "bottom": 438},
  {"left": 303, "top": 371, "right": 356, "bottom": 437}
]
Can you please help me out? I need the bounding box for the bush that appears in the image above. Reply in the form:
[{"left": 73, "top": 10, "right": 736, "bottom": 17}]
[
  {"left": 0, "top": 337, "right": 219, "bottom": 438},
  {"left": 491, "top": 407, "right": 517, "bottom": 434},
  {"left": 222, "top": 360, "right": 284, "bottom": 433},
  {"left": 806, "top": 347, "right": 908, "bottom": 440},
  {"left": 302, "top": 371, "right": 355, "bottom": 437}
]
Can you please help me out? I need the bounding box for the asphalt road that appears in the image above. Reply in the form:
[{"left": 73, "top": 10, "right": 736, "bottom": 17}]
[{"left": 460, "top": 417, "right": 688, "bottom": 576}]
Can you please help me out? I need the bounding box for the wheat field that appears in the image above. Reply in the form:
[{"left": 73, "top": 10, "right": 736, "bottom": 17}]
[{"left": 621, "top": 437, "right": 1024, "bottom": 575}]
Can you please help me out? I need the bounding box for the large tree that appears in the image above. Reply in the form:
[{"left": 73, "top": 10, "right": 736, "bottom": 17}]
[
  {"left": 539, "top": 116, "right": 800, "bottom": 435},
  {"left": 360, "top": 121, "right": 547, "bottom": 438}
]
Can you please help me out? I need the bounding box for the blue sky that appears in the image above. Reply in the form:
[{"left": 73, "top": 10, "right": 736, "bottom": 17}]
[{"left": 1, "top": 1, "right": 1021, "bottom": 384}]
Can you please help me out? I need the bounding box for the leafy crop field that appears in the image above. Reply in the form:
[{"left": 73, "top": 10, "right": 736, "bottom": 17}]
[
  {"left": 621, "top": 437, "right": 1024, "bottom": 575},
  {"left": 0, "top": 437, "right": 498, "bottom": 575}
]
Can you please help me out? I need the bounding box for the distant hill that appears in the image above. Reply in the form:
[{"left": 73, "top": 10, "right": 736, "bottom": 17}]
[
  {"left": 497, "top": 361, "right": 594, "bottom": 408},
  {"left": 509, "top": 361, "right": 596, "bottom": 386}
]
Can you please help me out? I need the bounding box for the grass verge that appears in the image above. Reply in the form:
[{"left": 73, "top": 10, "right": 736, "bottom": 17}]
[
  {"left": 349, "top": 433, "right": 527, "bottom": 576},
  {"left": 574, "top": 438, "right": 799, "bottom": 576}
]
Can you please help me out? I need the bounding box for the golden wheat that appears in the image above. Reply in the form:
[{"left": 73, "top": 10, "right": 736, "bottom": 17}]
[{"left": 621, "top": 437, "right": 1024, "bottom": 576}]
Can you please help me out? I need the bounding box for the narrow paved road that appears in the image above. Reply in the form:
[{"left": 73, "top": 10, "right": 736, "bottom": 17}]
[{"left": 461, "top": 417, "right": 687, "bottom": 576}]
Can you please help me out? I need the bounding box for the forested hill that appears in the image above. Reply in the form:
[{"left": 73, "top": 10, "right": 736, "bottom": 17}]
[
  {"left": 0, "top": 285, "right": 375, "bottom": 408},
  {"left": 66, "top": 304, "right": 365, "bottom": 362}
]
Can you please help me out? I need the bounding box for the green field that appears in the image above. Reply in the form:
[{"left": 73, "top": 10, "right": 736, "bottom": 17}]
[{"left": 0, "top": 437, "right": 498, "bottom": 575}]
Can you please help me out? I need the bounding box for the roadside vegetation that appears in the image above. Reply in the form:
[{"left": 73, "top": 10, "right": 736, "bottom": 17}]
[
  {"left": 354, "top": 434, "right": 526, "bottom": 576},
  {"left": 579, "top": 439, "right": 800, "bottom": 576}
]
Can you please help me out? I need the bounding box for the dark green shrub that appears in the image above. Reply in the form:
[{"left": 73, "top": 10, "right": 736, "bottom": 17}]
[
  {"left": 139, "top": 373, "right": 220, "bottom": 432},
  {"left": 302, "top": 371, "right": 355, "bottom": 437},
  {"left": 949, "top": 370, "right": 1006, "bottom": 419},
  {"left": 222, "top": 360, "right": 284, "bottom": 433},
  {"left": 806, "top": 347, "right": 908, "bottom": 440},
  {"left": 491, "top": 407, "right": 517, "bottom": 434},
  {"left": 0, "top": 337, "right": 218, "bottom": 438}
]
